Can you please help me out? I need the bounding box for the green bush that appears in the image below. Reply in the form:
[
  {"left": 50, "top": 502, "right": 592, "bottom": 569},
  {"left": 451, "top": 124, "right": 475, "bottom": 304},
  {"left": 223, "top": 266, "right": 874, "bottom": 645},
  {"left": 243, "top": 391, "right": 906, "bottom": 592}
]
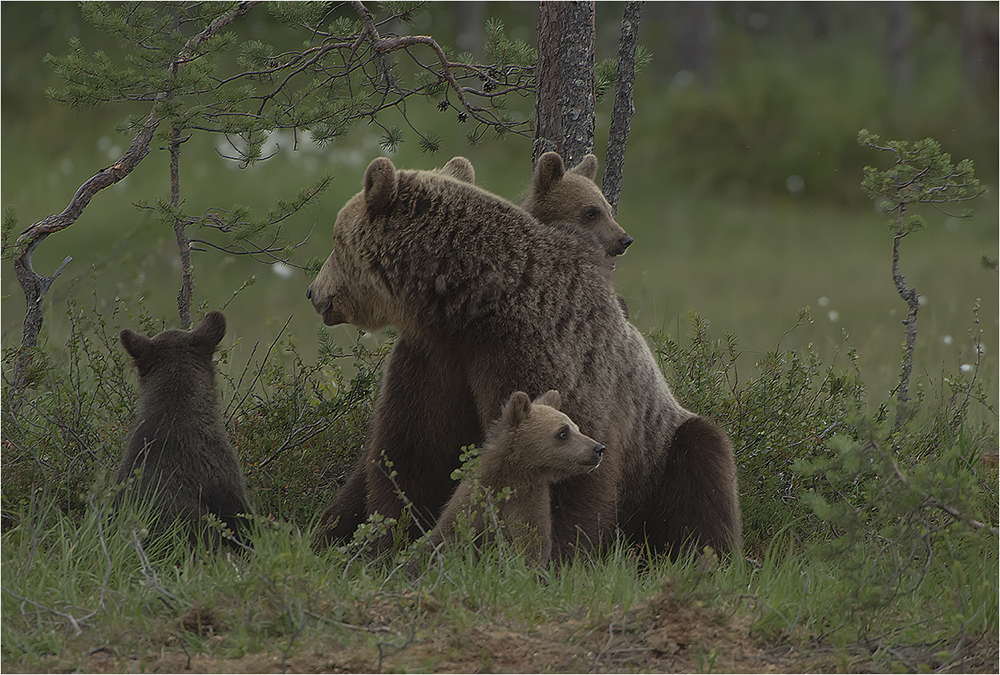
[
  {"left": 654, "top": 311, "right": 866, "bottom": 555},
  {"left": 3, "top": 291, "right": 996, "bottom": 670},
  {"left": 1, "top": 290, "right": 382, "bottom": 529}
]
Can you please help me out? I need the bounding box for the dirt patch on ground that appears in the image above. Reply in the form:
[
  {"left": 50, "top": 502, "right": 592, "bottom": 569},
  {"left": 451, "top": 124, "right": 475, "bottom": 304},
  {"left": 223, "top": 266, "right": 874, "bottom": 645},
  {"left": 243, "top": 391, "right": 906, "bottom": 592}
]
[{"left": 34, "top": 576, "right": 996, "bottom": 673}]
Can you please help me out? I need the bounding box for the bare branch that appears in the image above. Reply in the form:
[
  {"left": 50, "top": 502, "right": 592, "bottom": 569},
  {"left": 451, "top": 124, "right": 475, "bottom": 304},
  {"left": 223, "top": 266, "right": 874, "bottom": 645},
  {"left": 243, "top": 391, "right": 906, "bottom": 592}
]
[{"left": 9, "top": 1, "right": 259, "bottom": 404}]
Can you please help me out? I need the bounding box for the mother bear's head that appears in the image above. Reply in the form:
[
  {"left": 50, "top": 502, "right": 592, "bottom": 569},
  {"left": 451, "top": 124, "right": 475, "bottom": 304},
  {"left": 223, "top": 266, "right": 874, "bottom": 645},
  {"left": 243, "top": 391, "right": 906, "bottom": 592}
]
[{"left": 306, "top": 157, "right": 399, "bottom": 330}]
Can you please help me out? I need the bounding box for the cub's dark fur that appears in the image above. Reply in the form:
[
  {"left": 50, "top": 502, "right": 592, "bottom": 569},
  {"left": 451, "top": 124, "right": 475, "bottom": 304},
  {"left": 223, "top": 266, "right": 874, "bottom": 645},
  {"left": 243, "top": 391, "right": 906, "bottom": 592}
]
[{"left": 116, "top": 311, "right": 251, "bottom": 550}]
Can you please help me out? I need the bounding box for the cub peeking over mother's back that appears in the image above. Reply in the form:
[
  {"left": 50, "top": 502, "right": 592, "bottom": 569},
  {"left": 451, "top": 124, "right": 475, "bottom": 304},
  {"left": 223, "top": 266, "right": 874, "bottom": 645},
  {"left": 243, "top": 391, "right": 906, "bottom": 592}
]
[
  {"left": 115, "top": 311, "right": 251, "bottom": 550},
  {"left": 521, "top": 151, "right": 633, "bottom": 273}
]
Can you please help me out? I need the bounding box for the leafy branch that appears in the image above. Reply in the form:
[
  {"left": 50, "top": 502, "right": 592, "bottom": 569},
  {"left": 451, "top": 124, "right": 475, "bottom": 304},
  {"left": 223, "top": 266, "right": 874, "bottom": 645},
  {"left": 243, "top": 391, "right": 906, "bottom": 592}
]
[
  {"left": 5, "top": 1, "right": 537, "bottom": 408},
  {"left": 857, "top": 130, "right": 985, "bottom": 427}
]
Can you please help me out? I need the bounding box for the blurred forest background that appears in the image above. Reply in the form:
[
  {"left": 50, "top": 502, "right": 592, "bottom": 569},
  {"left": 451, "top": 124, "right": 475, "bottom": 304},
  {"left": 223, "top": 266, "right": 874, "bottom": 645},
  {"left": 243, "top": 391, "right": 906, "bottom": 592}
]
[{"left": 2, "top": 0, "right": 997, "bottom": 404}]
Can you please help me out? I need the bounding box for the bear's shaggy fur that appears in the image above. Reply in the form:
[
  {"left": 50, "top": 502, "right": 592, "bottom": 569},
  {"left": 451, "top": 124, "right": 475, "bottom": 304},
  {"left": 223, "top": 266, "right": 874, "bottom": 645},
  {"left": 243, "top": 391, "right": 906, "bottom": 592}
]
[
  {"left": 313, "top": 154, "right": 630, "bottom": 548},
  {"left": 428, "top": 390, "right": 604, "bottom": 567},
  {"left": 115, "top": 311, "right": 251, "bottom": 549},
  {"left": 308, "top": 157, "right": 740, "bottom": 557},
  {"left": 312, "top": 157, "right": 484, "bottom": 546}
]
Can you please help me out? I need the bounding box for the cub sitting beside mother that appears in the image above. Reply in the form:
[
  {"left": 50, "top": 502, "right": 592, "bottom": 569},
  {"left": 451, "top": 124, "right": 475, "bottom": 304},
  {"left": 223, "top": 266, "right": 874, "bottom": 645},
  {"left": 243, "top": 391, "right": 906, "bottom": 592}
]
[{"left": 426, "top": 389, "right": 604, "bottom": 569}]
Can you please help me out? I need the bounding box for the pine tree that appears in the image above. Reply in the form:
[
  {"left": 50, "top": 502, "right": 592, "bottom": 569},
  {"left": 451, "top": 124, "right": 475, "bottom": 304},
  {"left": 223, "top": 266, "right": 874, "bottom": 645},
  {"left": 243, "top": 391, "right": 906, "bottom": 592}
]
[
  {"left": 5, "top": 1, "right": 535, "bottom": 404},
  {"left": 857, "top": 130, "right": 984, "bottom": 427}
]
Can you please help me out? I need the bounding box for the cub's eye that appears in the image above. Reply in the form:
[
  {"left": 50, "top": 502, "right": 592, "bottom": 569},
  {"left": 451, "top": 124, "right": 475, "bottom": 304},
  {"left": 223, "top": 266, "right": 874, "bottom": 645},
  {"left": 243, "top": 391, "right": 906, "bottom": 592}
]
[
  {"left": 583, "top": 207, "right": 599, "bottom": 221},
  {"left": 556, "top": 425, "right": 569, "bottom": 441}
]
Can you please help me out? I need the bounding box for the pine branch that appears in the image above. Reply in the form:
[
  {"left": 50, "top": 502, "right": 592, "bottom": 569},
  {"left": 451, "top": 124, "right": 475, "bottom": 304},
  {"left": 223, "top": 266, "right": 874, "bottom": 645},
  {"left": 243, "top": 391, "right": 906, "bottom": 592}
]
[{"left": 8, "top": 1, "right": 259, "bottom": 406}]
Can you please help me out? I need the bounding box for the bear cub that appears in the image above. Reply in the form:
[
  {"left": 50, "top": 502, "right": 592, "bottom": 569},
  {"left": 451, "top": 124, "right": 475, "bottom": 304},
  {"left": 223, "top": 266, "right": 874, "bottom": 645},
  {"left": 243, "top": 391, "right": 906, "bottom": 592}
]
[
  {"left": 521, "top": 151, "right": 633, "bottom": 273},
  {"left": 115, "top": 310, "right": 251, "bottom": 550},
  {"left": 425, "top": 390, "right": 604, "bottom": 567}
]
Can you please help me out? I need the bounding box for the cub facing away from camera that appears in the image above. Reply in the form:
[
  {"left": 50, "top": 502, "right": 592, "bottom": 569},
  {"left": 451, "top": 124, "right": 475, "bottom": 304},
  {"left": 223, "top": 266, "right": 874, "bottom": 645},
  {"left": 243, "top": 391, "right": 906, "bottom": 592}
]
[{"left": 115, "top": 310, "right": 251, "bottom": 550}]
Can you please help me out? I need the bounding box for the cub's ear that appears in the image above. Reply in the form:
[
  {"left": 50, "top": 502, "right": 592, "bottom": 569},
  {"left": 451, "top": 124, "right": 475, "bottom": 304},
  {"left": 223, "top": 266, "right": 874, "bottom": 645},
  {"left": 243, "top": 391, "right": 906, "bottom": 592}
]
[
  {"left": 532, "top": 151, "right": 565, "bottom": 196},
  {"left": 533, "top": 389, "right": 562, "bottom": 410},
  {"left": 502, "top": 391, "right": 533, "bottom": 428},
  {"left": 439, "top": 157, "right": 475, "bottom": 184},
  {"left": 568, "top": 154, "right": 598, "bottom": 181},
  {"left": 192, "top": 310, "right": 227, "bottom": 352},
  {"left": 364, "top": 157, "right": 397, "bottom": 215},
  {"left": 120, "top": 329, "right": 153, "bottom": 362}
]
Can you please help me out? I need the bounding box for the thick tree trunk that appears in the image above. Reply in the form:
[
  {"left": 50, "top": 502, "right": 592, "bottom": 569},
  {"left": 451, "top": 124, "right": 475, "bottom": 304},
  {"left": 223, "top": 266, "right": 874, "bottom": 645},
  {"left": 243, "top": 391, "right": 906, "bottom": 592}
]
[{"left": 532, "top": 1, "right": 596, "bottom": 169}]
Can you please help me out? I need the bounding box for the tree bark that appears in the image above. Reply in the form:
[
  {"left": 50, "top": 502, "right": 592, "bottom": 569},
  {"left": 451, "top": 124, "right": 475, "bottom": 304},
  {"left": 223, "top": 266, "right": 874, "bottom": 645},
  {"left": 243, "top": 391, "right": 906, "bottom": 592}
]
[
  {"left": 602, "top": 1, "right": 642, "bottom": 216},
  {"left": 532, "top": 1, "right": 596, "bottom": 169}
]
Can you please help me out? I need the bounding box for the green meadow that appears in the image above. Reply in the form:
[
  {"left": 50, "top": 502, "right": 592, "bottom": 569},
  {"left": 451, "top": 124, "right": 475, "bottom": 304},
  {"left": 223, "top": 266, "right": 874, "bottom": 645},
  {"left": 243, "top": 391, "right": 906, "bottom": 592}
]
[{"left": 2, "top": 3, "right": 997, "bottom": 672}]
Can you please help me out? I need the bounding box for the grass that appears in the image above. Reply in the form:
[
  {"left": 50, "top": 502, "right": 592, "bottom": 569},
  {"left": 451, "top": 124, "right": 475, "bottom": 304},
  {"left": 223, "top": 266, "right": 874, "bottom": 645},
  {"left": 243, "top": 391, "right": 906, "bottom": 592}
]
[{"left": 3, "top": 492, "right": 996, "bottom": 673}]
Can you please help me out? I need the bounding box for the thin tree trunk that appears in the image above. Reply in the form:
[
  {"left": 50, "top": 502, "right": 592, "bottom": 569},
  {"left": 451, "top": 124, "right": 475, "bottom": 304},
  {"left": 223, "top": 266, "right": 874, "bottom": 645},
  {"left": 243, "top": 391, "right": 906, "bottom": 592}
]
[
  {"left": 532, "top": 1, "right": 596, "bottom": 168},
  {"left": 603, "top": 1, "right": 642, "bottom": 216},
  {"left": 891, "top": 210, "right": 919, "bottom": 429},
  {"left": 170, "top": 125, "right": 195, "bottom": 330}
]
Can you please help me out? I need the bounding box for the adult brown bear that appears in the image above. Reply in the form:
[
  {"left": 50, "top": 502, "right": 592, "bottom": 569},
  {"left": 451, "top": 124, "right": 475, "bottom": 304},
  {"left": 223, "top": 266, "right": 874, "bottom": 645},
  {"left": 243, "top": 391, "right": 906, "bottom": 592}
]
[
  {"left": 308, "top": 157, "right": 740, "bottom": 558},
  {"left": 313, "top": 154, "right": 632, "bottom": 548}
]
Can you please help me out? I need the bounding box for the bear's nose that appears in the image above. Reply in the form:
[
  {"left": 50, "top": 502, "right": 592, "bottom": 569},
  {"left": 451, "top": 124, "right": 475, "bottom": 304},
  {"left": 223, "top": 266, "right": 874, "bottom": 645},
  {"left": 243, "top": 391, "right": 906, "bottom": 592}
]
[
  {"left": 594, "top": 444, "right": 605, "bottom": 458},
  {"left": 306, "top": 286, "right": 313, "bottom": 300},
  {"left": 619, "top": 234, "right": 634, "bottom": 250}
]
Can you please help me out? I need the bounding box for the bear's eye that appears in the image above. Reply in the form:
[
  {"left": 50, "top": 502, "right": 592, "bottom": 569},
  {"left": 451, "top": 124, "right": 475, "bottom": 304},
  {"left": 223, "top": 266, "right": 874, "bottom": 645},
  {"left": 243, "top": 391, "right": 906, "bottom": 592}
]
[
  {"left": 583, "top": 207, "right": 599, "bottom": 221},
  {"left": 556, "top": 425, "right": 570, "bottom": 441}
]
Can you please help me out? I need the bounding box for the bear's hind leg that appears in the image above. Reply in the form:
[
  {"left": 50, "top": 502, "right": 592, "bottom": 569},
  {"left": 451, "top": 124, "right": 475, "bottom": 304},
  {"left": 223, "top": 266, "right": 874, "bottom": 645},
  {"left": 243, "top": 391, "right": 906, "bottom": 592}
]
[
  {"left": 642, "top": 416, "right": 741, "bottom": 557},
  {"left": 363, "top": 339, "right": 484, "bottom": 547}
]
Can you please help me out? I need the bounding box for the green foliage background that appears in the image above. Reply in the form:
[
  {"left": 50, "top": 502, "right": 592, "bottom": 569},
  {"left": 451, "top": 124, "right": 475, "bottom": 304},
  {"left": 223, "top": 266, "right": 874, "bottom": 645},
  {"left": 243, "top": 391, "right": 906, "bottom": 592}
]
[
  {"left": 1, "top": 3, "right": 998, "bottom": 669},
  {"left": 3, "top": 2, "right": 996, "bottom": 400}
]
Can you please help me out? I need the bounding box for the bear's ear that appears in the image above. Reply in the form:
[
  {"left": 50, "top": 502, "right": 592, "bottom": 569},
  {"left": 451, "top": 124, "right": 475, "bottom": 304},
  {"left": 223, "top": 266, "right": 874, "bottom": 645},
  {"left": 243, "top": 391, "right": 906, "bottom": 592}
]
[
  {"left": 568, "top": 154, "right": 598, "bottom": 181},
  {"left": 502, "top": 391, "right": 533, "bottom": 428},
  {"left": 120, "top": 329, "right": 153, "bottom": 362},
  {"left": 191, "top": 310, "right": 227, "bottom": 352},
  {"left": 364, "top": 157, "right": 397, "bottom": 215},
  {"left": 533, "top": 389, "right": 562, "bottom": 410},
  {"left": 440, "top": 157, "right": 475, "bottom": 184},
  {"left": 532, "top": 152, "right": 565, "bottom": 196}
]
